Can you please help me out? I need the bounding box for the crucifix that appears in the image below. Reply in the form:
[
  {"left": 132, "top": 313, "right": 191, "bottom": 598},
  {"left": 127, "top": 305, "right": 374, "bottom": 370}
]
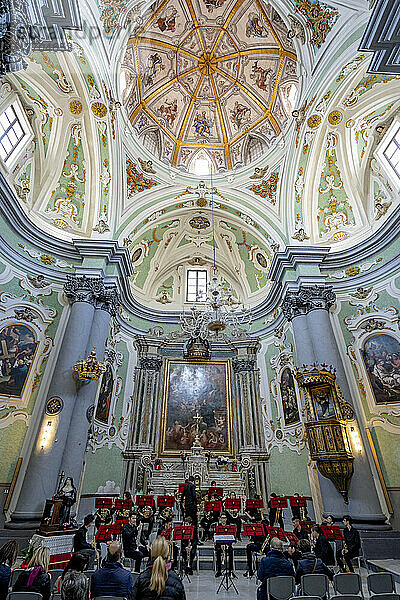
[{"left": 193, "top": 411, "right": 202, "bottom": 437}]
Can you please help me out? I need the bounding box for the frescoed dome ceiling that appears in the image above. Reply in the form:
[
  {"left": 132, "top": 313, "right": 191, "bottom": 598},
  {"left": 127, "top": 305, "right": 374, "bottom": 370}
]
[{"left": 121, "top": 0, "right": 298, "bottom": 172}]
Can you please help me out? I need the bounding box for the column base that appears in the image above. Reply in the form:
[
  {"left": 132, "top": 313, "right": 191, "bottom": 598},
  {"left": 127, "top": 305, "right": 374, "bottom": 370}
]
[{"left": 5, "top": 510, "right": 42, "bottom": 530}]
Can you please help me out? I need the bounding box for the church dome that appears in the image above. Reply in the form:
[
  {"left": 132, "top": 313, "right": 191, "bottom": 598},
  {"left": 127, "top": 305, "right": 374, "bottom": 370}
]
[{"left": 121, "top": 0, "right": 299, "bottom": 173}]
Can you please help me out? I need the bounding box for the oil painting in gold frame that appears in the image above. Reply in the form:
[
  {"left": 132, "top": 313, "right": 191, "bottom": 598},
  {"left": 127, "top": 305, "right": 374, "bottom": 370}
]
[{"left": 159, "top": 359, "right": 233, "bottom": 456}]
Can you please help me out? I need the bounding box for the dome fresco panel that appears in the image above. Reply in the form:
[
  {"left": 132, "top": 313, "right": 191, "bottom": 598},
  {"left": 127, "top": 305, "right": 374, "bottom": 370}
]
[{"left": 122, "top": 0, "right": 298, "bottom": 171}]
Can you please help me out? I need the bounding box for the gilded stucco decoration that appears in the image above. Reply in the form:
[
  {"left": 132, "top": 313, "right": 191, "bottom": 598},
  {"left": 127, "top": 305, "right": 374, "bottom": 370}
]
[
  {"left": 122, "top": 0, "right": 299, "bottom": 171},
  {"left": 292, "top": 0, "right": 339, "bottom": 49},
  {"left": 261, "top": 327, "right": 305, "bottom": 454},
  {"left": 249, "top": 168, "right": 279, "bottom": 203},
  {"left": 126, "top": 157, "right": 159, "bottom": 196}
]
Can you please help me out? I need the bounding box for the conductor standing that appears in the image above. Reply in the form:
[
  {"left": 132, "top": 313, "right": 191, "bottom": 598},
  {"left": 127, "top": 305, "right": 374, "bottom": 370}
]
[{"left": 182, "top": 476, "right": 198, "bottom": 543}]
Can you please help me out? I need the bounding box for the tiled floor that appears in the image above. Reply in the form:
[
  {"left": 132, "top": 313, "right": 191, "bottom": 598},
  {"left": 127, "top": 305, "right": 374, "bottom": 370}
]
[
  {"left": 178, "top": 564, "right": 400, "bottom": 599},
  {"left": 183, "top": 570, "right": 258, "bottom": 599}
]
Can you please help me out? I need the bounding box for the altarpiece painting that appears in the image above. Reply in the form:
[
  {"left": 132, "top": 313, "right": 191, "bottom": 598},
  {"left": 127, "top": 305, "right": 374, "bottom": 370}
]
[
  {"left": 160, "top": 359, "right": 233, "bottom": 455},
  {"left": 362, "top": 334, "right": 400, "bottom": 404}
]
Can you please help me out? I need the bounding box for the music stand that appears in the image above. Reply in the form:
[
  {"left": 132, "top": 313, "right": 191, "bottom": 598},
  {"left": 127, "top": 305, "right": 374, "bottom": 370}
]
[
  {"left": 214, "top": 534, "right": 238, "bottom": 594},
  {"left": 95, "top": 497, "right": 113, "bottom": 509},
  {"left": 270, "top": 496, "right": 288, "bottom": 509},
  {"left": 174, "top": 526, "right": 194, "bottom": 583},
  {"left": 225, "top": 498, "right": 241, "bottom": 511}
]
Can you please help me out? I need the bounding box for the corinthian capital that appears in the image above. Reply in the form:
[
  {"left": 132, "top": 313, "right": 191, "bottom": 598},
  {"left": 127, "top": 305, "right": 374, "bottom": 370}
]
[
  {"left": 97, "top": 286, "right": 120, "bottom": 316},
  {"left": 282, "top": 284, "right": 336, "bottom": 321},
  {"left": 64, "top": 275, "right": 104, "bottom": 306},
  {"left": 232, "top": 357, "right": 257, "bottom": 373}
]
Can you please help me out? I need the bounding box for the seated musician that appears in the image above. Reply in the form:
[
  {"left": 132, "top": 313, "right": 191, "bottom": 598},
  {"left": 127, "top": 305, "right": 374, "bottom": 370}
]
[
  {"left": 244, "top": 515, "right": 267, "bottom": 578},
  {"left": 244, "top": 495, "right": 262, "bottom": 523},
  {"left": 208, "top": 481, "right": 217, "bottom": 499},
  {"left": 122, "top": 511, "right": 148, "bottom": 572},
  {"left": 181, "top": 516, "right": 197, "bottom": 575},
  {"left": 201, "top": 494, "right": 220, "bottom": 541},
  {"left": 214, "top": 512, "right": 235, "bottom": 578},
  {"left": 94, "top": 504, "right": 112, "bottom": 531},
  {"left": 200, "top": 506, "right": 214, "bottom": 542},
  {"left": 157, "top": 505, "right": 174, "bottom": 536},
  {"left": 159, "top": 517, "right": 178, "bottom": 570},
  {"left": 292, "top": 517, "right": 309, "bottom": 540},
  {"left": 115, "top": 490, "right": 132, "bottom": 520},
  {"left": 225, "top": 492, "right": 242, "bottom": 541},
  {"left": 137, "top": 493, "right": 156, "bottom": 541},
  {"left": 268, "top": 493, "right": 284, "bottom": 529},
  {"left": 291, "top": 493, "right": 308, "bottom": 520}
]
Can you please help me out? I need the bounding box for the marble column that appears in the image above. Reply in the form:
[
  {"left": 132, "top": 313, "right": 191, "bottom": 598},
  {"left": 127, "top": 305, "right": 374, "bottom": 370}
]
[
  {"left": 282, "top": 284, "right": 388, "bottom": 529},
  {"left": 59, "top": 286, "right": 119, "bottom": 488},
  {"left": 8, "top": 275, "right": 103, "bottom": 527},
  {"left": 232, "top": 342, "right": 268, "bottom": 501},
  {"left": 123, "top": 343, "right": 163, "bottom": 493}
]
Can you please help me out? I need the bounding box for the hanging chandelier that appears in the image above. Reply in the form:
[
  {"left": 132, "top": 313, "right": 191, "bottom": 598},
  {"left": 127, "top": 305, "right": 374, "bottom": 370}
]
[
  {"left": 180, "top": 277, "right": 252, "bottom": 338},
  {"left": 179, "top": 93, "right": 252, "bottom": 339}
]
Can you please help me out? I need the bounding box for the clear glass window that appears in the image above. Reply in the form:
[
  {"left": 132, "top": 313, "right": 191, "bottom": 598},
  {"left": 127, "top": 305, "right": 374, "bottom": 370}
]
[
  {"left": 383, "top": 125, "right": 400, "bottom": 179},
  {"left": 0, "top": 104, "right": 26, "bottom": 163},
  {"left": 186, "top": 269, "right": 208, "bottom": 302}
]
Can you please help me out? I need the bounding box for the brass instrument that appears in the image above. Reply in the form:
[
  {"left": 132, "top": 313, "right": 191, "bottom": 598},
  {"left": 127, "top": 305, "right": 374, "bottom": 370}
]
[
  {"left": 175, "top": 489, "right": 182, "bottom": 503},
  {"left": 160, "top": 506, "right": 174, "bottom": 519},
  {"left": 138, "top": 505, "right": 154, "bottom": 519},
  {"left": 261, "top": 534, "right": 270, "bottom": 554}
]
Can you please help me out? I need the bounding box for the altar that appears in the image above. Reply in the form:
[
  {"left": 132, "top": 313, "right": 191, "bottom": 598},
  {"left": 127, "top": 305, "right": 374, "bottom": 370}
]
[{"left": 122, "top": 331, "right": 269, "bottom": 500}]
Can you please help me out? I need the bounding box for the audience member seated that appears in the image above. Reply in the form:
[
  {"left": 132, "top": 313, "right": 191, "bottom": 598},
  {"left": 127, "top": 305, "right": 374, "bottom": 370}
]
[
  {"left": 257, "top": 537, "right": 295, "bottom": 600},
  {"left": 336, "top": 515, "right": 361, "bottom": 573},
  {"left": 214, "top": 512, "right": 235, "bottom": 578},
  {"left": 122, "top": 511, "right": 145, "bottom": 572},
  {"left": 13, "top": 546, "right": 51, "bottom": 600},
  {"left": 73, "top": 513, "right": 98, "bottom": 569},
  {"left": 284, "top": 544, "right": 302, "bottom": 569},
  {"left": 311, "top": 525, "right": 335, "bottom": 566},
  {"left": 0, "top": 540, "right": 18, "bottom": 600},
  {"left": 292, "top": 517, "right": 309, "bottom": 540},
  {"left": 132, "top": 536, "right": 186, "bottom": 600},
  {"left": 295, "top": 539, "right": 334, "bottom": 585},
  {"left": 91, "top": 540, "right": 133, "bottom": 599},
  {"left": 54, "top": 552, "right": 89, "bottom": 593},
  {"left": 60, "top": 570, "right": 89, "bottom": 600}
]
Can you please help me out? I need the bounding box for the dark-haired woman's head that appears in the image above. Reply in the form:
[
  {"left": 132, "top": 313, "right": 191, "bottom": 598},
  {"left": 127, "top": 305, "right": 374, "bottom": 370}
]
[
  {"left": 63, "top": 553, "right": 89, "bottom": 577},
  {"left": 0, "top": 540, "right": 18, "bottom": 566}
]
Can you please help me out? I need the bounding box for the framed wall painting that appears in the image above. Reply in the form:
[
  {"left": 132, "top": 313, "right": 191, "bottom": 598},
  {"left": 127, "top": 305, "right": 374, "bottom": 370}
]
[
  {"left": 362, "top": 334, "right": 400, "bottom": 404},
  {"left": 0, "top": 323, "right": 38, "bottom": 397},
  {"left": 95, "top": 363, "right": 114, "bottom": 423},
  {"left": 159, "top": 359, "right": 233, "bottom": 456}
]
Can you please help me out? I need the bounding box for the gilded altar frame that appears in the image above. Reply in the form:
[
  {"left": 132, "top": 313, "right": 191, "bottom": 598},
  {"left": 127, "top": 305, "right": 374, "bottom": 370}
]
[{"left": 159, "top": 358, "right": 234, "bottom": 457}]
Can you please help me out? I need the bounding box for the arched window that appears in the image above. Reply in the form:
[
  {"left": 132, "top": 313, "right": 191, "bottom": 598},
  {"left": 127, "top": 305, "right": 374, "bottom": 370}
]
[
  {"left": 245, "top": 135, "right": 266, "bottom": 164},
  {"left": 141, "top": 129, "right": 161, "bottom": 158}
]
